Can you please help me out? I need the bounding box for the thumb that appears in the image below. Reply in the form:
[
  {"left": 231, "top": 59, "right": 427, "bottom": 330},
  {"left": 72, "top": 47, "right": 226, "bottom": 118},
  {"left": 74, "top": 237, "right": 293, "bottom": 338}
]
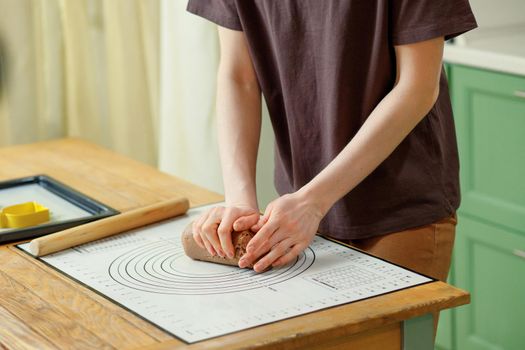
[
  {"left": 251, "top": 202, "right": 274, "bottom": 232},
  {"left": 233, "top": 213, "right": 260, "bottom": 232},
  {"left": 250, "top": 214, "right": 269, "bottom": 232},
  {"left": 251, "top": 204, "right": 273, "bottom": 231}
]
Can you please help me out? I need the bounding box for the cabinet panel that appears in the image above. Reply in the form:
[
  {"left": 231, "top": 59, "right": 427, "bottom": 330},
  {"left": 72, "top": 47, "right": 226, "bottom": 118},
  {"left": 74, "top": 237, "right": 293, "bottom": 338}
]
[
  {"left": 454, "top": 215, "right": 525, "bottom": 350},
  {"left": 451, "top": 66, "right": 525, "bottom": 234}
]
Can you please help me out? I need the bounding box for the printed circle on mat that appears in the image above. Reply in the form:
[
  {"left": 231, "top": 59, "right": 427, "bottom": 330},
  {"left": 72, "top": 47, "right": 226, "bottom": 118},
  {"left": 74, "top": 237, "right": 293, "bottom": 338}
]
[{"left": 108, "top": 239, "right": 315, "bottom": 295}]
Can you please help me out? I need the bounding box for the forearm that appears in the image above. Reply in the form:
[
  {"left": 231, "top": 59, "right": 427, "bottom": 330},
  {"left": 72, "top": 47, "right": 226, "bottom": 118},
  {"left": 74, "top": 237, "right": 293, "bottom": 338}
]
[
  {"left": 300, "top": 82, "right": 439, "bottom": 215},
  {"left": 241, "top": 83, "right": 439, "bottom": 270},
  {"left": 216, "top": 73, "right": 262, "bottom": 209}
]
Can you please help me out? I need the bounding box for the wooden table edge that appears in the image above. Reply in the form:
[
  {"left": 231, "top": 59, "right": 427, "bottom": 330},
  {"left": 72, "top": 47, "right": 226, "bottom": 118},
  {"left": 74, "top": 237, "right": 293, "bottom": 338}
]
[{"left": 9, "top": 243, "right": 469, "bottom": 350}]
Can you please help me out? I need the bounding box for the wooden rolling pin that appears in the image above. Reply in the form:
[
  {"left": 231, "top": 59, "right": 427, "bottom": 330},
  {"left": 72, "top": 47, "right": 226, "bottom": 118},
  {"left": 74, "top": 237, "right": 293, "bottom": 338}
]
[{"left": 29, "top": 197, "right": 189, "bottom": 257}]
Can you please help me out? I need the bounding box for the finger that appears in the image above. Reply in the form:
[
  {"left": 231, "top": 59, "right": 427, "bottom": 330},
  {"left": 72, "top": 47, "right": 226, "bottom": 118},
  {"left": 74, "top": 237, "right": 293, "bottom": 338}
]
[
  {"left": 267, "top": 229, "right": 290, "bottom": 248},
  {"left": 193, "top": 211, "right": 208, "bottom": 234},
  {"left": 192, "top": 213, "right": 209, "bottom": 249},
  {"left": 232, "top": 212, "right": 260, "bottom": 232},
  {"left": 201, "top": 235, "right": 217, "bottom": 257},
  {"left": 272, "top": 243, "right": 306, "bottom": 267},
  {"left": 251, "top": 203, "right": 273, "bottom": 232},
  {"left": 192, "top": 229, "right": 205, "bottom": 249},
  {"left": 249, "top": 228, "right": 288, "bottom": 262},
  {"left": 217, "top": 211, "right": 237, "bottom": 258},
  {"left": 246, "top": 216, "right": 278, "bottom": 254},
  {"left": 201, "top": 208, "right": 224, "bottom": 257},
  {"left": 239, "top": 221, "right": 279, "bottom": 268},
  {"left": 250, "top": 215, "right": 268, "bottom": 232},
  {"left": 253, "top": 238, "right": 293, "bottom": 273}
]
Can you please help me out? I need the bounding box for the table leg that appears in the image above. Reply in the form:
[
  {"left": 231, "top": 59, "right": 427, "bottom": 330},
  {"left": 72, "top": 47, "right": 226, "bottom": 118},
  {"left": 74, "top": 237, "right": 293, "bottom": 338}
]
[{"left": 403, "top": 313, "right": 434, "bottom": 350}]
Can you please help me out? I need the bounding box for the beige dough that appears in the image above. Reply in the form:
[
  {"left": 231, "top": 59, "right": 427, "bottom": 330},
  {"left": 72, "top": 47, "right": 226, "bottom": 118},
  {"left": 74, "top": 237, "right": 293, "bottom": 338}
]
[{"left": 181, "top": 222, "right": 256, "bottom": 268}]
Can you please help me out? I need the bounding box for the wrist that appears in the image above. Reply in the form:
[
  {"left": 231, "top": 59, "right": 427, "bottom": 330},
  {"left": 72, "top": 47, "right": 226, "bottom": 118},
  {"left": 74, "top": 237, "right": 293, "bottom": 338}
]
[
  {"left": 224, "top": 180, "right": 258, "bottom": 209},
  {"left": 225, "top": 193, "right": 258, "bottom": 210},
  {"left": 296, "top": 183, "right": 335, "bottom": 218}
]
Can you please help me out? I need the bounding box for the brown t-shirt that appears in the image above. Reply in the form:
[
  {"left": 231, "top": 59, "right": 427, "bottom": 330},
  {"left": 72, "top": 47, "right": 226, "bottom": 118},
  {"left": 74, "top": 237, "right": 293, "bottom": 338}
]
[{"left": 187, "top": 0, "right": 477, "bottom": 240}]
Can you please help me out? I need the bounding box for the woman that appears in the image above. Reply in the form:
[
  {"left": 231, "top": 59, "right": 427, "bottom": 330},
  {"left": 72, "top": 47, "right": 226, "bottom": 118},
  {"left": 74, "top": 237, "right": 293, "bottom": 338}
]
[{"left": 187, "top": 0, "right": 476, "bottom": 296}]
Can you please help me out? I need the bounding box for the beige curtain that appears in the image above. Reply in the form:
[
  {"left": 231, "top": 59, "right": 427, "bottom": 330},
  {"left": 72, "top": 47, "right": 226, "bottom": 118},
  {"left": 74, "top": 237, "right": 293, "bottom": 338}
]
[
  {"left": 159, "top": 0, "right": 223, "bottom": 192},
  {"left": 0, "top": 0, "right": 278, "bottom": 203},
  {"left": 0, "top": 0, "right": 159, "bottom": 165}
]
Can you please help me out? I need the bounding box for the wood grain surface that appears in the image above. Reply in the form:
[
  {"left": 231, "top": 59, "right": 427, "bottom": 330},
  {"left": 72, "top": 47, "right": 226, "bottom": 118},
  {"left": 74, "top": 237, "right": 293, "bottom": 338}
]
[{"left": 0, "top": 138, "right": 469, "bottom": 350}]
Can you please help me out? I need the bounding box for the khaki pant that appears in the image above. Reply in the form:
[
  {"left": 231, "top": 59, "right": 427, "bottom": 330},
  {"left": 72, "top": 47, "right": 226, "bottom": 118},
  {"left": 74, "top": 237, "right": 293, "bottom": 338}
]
[{"left": 338, "top": 214, "right": 457, "bottom": 337}]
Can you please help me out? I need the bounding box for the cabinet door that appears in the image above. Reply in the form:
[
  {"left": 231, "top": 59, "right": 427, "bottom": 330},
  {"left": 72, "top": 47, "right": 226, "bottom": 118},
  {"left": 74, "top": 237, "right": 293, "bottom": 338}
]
[
  {"left": 451, "top": 66, "right": 525, "bottom": 234},
  {"left": 454, "top": 215, "right": 525, "bottom": 350}
]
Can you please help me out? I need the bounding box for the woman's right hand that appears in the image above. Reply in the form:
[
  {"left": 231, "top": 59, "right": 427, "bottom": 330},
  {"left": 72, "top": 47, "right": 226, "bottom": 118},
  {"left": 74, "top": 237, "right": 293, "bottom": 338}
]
[{"left": 192, "top": 205, "right": 260, "bottom": 259}]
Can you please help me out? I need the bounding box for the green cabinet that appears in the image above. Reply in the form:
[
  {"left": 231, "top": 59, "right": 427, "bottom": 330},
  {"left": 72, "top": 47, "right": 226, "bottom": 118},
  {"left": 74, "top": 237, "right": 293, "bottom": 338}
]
[
  {"left": 455, "top": 216, "right": 525, "bottom": 350},
  {"left": 435, "top": 65, "right": 525, "bottom": 350},
  {"left": 452, "top": 66, "right": 525, "bottom": 234}
]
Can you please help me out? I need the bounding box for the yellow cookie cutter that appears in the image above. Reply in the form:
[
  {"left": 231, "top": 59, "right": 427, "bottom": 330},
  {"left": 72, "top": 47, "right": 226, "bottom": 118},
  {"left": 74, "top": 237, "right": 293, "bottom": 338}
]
[{"left": 0, "top": 202, "right": 50, "bottom": 229}]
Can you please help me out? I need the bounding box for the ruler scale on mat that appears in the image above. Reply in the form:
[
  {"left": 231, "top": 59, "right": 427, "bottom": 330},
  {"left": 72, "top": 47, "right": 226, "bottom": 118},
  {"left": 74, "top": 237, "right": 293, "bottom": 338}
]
[{"left": 18, "top": 203, "right": 434, "bottom": 344}]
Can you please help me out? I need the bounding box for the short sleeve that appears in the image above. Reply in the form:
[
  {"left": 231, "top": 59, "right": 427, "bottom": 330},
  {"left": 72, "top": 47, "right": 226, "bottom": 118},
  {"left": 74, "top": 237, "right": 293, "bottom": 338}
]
[
  {"left": 390, "top": 0, "right": 477, "bottom": 45},
  {"left": 187, "top": 0, "right": 242, "bottom": 31}
]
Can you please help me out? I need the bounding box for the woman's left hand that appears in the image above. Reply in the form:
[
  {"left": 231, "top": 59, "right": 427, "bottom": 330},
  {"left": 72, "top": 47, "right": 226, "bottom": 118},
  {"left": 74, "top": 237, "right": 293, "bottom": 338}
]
[{"left": 238, "top": 190, "right": 325, "bottom": 272}]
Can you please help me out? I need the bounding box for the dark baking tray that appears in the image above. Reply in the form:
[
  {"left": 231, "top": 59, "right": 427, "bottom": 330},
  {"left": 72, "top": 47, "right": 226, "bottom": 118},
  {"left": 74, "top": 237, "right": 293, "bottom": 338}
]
[{"left": 0, "top": 175, "right": 119, "bottom": 243}]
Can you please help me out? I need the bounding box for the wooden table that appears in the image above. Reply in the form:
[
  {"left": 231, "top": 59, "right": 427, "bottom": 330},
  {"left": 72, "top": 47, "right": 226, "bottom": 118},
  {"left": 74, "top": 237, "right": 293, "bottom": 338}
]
[{"left": 0, "top": 139, "right": 470, "bottom": 350}]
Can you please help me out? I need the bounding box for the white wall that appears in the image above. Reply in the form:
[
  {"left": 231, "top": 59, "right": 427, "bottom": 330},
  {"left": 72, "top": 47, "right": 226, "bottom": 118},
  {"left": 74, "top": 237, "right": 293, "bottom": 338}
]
[{"left": 469, "top": 0, "right": 525, "bottom": 28}]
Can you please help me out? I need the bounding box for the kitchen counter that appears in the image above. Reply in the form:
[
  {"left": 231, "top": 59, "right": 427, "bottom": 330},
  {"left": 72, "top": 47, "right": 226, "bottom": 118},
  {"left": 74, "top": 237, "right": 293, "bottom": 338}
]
[{"left": 444, "top": 24, "right": 525, "bottom": 76}]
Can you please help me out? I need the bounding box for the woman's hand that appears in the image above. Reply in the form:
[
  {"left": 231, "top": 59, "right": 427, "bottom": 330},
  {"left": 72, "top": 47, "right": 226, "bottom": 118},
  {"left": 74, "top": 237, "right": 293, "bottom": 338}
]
[
  {"left": 239, "top": 191, "right": 325, "bottom": 272},
  {"left": 193, "top": 205, "right": 260, "bottom": 259}
]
